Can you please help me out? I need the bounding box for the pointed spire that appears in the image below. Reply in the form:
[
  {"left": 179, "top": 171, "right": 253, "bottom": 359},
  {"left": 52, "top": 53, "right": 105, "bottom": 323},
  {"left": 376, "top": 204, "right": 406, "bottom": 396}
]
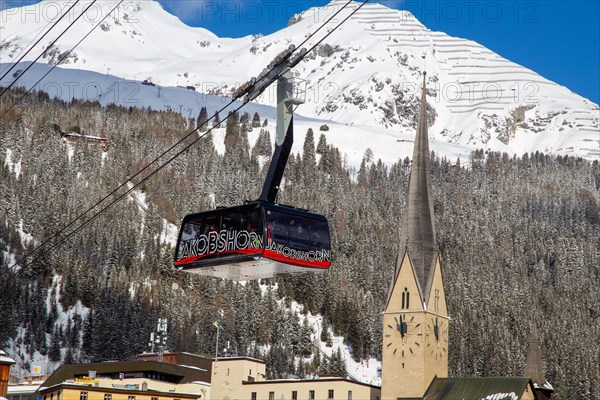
[
  {"left": 524, "top": 325, "right": 547, "bottom": 386},
  {"left": 395, "top": 72, "right": 437, "bottom": 301}
]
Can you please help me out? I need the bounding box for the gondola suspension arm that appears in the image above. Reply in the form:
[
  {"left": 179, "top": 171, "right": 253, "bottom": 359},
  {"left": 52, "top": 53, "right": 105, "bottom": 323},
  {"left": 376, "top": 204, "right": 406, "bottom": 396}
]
[{"left": 231, "top": 45, "right": 306, "bottom": 204}]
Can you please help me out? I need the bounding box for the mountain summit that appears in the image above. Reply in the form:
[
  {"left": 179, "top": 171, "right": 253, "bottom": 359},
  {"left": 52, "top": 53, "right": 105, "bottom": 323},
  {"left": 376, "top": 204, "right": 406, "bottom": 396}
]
[{"left": 1, "top": 0, "right": 598, "bottom": 160}]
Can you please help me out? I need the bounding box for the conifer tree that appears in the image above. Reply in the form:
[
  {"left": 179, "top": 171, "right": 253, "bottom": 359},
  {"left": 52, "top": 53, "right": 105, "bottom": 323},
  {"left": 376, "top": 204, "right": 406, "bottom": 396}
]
[
  {"left": 316, "top": 133, "right": 327, "bottom": 154},
  {"left": 302, "top": 128, "right": 317, "bottom": 178},
  {"left": 63, "top": 346, "right": 76, "bottom": 364},
  {"left": 48, "top": 327, "right": 62, "bottom": 362},
  {"left": 321, "top": 318, "right": 332, "bottom": 347},
  {"left": 252, "top": 112, "right": 261, "bottom": 128},
  {"left": 197, "top": 107, "right": 208, "bottom": 132},
  {"left": 296, "top": 359, "right": 307, "bottom": 379},
  {"left": 240, "top": 112, "right": 251, "bottom": 132},
  {"left": 329, "top": 347, "right": 347, "bottom": 377},
  {"left": 213, "top": 111, "right": 221, "bottom": 128}
]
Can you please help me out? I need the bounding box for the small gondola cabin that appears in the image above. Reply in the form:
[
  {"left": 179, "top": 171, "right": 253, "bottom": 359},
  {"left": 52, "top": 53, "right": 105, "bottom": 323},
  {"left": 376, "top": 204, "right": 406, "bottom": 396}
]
[{"left": 174, "top": 202, "right": 331, "bottom": 280}]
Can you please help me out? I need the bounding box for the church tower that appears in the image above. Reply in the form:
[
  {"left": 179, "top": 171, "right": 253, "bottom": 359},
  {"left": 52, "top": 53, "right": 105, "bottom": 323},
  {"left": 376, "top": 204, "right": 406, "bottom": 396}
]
[{"left": 381, "top": 73, "right": 449, "bottom": 399}]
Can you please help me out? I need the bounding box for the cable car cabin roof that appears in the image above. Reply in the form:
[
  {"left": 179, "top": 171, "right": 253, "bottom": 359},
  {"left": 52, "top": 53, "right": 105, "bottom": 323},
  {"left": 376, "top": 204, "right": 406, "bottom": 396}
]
[{"left": 174, "top": 202, "right": 331, "bottom": 281}]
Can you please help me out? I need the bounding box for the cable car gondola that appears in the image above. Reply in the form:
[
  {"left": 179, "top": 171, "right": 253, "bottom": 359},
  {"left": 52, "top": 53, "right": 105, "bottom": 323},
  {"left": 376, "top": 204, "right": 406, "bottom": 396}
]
[
  {"left": 174, "top": 202, "right": 330, "bottom": 280},
  {"left": 174, "top": 60, "right": 331, "bottom": 280}
]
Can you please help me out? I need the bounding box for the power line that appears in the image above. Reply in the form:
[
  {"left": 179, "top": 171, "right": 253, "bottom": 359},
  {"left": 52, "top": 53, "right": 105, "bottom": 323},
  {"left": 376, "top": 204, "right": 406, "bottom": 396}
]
[
  {"left": 7, "top": 0, "right": 370, "bottom": 277},
  {"left": 0, "top": 0, "right": 82, "bottom": 83}
]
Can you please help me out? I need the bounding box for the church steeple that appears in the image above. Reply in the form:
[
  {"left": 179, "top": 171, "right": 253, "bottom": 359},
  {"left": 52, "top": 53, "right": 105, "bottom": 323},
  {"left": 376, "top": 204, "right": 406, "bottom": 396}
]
[
  {"left": 395, "top": 72, "right": 437, "bottom": 302},
  {"left": 381, "top": 72, "right": 448, "bottom": 400}
]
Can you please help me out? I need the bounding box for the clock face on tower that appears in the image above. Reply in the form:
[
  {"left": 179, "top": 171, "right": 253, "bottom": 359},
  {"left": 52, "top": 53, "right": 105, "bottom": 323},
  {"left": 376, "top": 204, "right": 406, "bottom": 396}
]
[
  {"left": 385, "top": 315, "right": 420, "bottom": 357},
  {"left": 425, "top": 316, "right": 448, "bottom": 360}
]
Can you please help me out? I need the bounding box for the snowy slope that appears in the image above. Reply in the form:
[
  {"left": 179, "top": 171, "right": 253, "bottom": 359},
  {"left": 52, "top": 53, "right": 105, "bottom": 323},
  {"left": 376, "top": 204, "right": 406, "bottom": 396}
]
[
  {"left": 1, "top": 0, "right": 598, "bottom": 161},
  {"left": 0, "top": 61, "right": 471, "bottom": 167}
]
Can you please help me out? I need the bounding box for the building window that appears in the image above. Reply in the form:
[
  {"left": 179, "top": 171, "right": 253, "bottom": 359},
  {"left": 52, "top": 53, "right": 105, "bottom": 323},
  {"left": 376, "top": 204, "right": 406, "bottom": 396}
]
[
  {"left": 269, "top": 392, "right": 275, "bottom": 400},
  {"left": 80, "top": 392, "right": 88, "bottom": 400},
  {"left": 251, "top": 393, "right": 257, "bottom": 400},
  {"left": 151, "top": 397, "right": 158, "bottom": 400},
  {"left": 292, "top": 392, "right": 297, "bottom": 400},
  {"left": 328, "top": 390, "right": 334, "bottom": 400},
  {"left": 128, "top": 396, "right": 135, "bottom": 400},
  {"left": 402, "top": 288, "right": 410, "bottom": 309},
  {"left": 434, "top": 289, "right": 440, "bottom": 311},
  {"left": 104, "top": 395, "right": 112, "bottom": 400},
  {"left": 309, "top": 391, "right": 315, "bottom": 400},
  {"left": 347, "top": 391, "right": 352, "bottom": 400}
]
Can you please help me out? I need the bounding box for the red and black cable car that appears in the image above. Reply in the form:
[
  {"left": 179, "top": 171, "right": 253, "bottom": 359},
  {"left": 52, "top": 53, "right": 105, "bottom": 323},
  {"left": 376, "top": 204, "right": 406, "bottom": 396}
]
[
  {"left": 174, "top": 63, "right": 331, "bottom": 280},
  {"left": 174, "top": 202, "right": 330, "bottom": 280}
]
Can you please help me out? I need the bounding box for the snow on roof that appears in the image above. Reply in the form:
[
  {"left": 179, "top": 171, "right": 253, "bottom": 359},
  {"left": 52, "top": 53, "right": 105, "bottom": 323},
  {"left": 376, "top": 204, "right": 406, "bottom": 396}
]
[
  {"left": 177, "top": 365, "right": 207, "bottom": 372},
  {"left": 0, "top": 350, "right": 15, "bottom": 364},
  {"left": 7, "top": 385, "right": 41, "bottom": 394},
  {"left": 213, "top": 356, "right": 265, "bottom": 364},
  {"left": 189, "top": 381, "right": 211, "bottom": 387}
]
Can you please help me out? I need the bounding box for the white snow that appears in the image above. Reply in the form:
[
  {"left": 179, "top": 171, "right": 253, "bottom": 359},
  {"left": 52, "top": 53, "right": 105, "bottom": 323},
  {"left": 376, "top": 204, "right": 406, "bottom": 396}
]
[
  {"left": 159, "top": 218, "right": 179, "bottom": 247},
  {"left": 17, "top": 220, "right": 35, "bottom": 247},
  {"left": 6, "top": 274, "right": 90, "bottom": 380},
  {"left": 4, "top": 149, "right": 22, "bottom": 178},
  {"left": 0, "top": 0, "right": 597, "bottom": 164},
  {"left": 269, "top": 286, "right": 381, "bottom": 386}
]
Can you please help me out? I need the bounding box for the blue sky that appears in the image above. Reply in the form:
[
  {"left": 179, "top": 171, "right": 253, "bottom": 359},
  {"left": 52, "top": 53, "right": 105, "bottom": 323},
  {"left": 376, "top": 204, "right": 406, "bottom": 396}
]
[
  {"left": 159, "top": 0, "right": 600, "bottom": 103},
  {"left": 2, "top": 0, "right": 599, "bottom": 103},
  {"left": 160, "top": 0, "right": 600, "bottom": 103}
]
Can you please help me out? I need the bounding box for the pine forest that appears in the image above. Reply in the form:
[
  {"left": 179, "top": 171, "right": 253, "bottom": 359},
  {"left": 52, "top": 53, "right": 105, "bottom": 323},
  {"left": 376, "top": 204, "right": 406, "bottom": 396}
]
[{"left": 0, "top": 90, "right": 599, "bottom": 399}]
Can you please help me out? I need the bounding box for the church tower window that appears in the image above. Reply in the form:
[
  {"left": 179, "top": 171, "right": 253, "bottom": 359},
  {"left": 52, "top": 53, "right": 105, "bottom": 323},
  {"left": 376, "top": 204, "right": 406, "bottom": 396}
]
[{"left": 401, "top": 287, "right": 410, "bottom": 309}]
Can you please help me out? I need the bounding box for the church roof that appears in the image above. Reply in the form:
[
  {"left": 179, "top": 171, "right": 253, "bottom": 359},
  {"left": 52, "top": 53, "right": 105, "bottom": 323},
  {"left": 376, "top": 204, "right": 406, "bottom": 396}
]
[
  {"left": 392, "top": 73, "right": 437, "bottom": 303},
  {"left": 423, "top": 377, "right": 534, "bottom": 400}
]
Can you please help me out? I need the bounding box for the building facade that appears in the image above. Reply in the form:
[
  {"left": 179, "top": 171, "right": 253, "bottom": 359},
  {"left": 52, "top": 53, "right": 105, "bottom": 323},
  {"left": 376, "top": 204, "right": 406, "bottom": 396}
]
[
  {"left": 210, "top": 358, "right": 379, "bottom": 400},
  {"left": 0, "top": 350, "right": 16, "bottom": 399},
  {"left": 34, "top": 354, "right": 379, "bottom": 400}
]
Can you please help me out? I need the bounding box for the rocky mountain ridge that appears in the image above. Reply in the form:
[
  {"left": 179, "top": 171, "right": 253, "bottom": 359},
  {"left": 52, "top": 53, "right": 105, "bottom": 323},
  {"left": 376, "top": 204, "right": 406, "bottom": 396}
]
[{"left": 0, "top": 0, "right": 598, "bottom": 160}]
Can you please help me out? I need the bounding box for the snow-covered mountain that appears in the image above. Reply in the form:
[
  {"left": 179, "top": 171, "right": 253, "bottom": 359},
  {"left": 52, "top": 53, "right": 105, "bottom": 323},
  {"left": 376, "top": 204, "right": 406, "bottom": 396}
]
[{"left": 1, "top": 0, "right": 598, "bottom": 161}]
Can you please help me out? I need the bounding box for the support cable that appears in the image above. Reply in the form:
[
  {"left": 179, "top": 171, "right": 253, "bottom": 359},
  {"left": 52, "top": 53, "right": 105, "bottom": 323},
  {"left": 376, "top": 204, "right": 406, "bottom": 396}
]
[{"left": 7, "top": 0, "right": 370, "bottom": 276}]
